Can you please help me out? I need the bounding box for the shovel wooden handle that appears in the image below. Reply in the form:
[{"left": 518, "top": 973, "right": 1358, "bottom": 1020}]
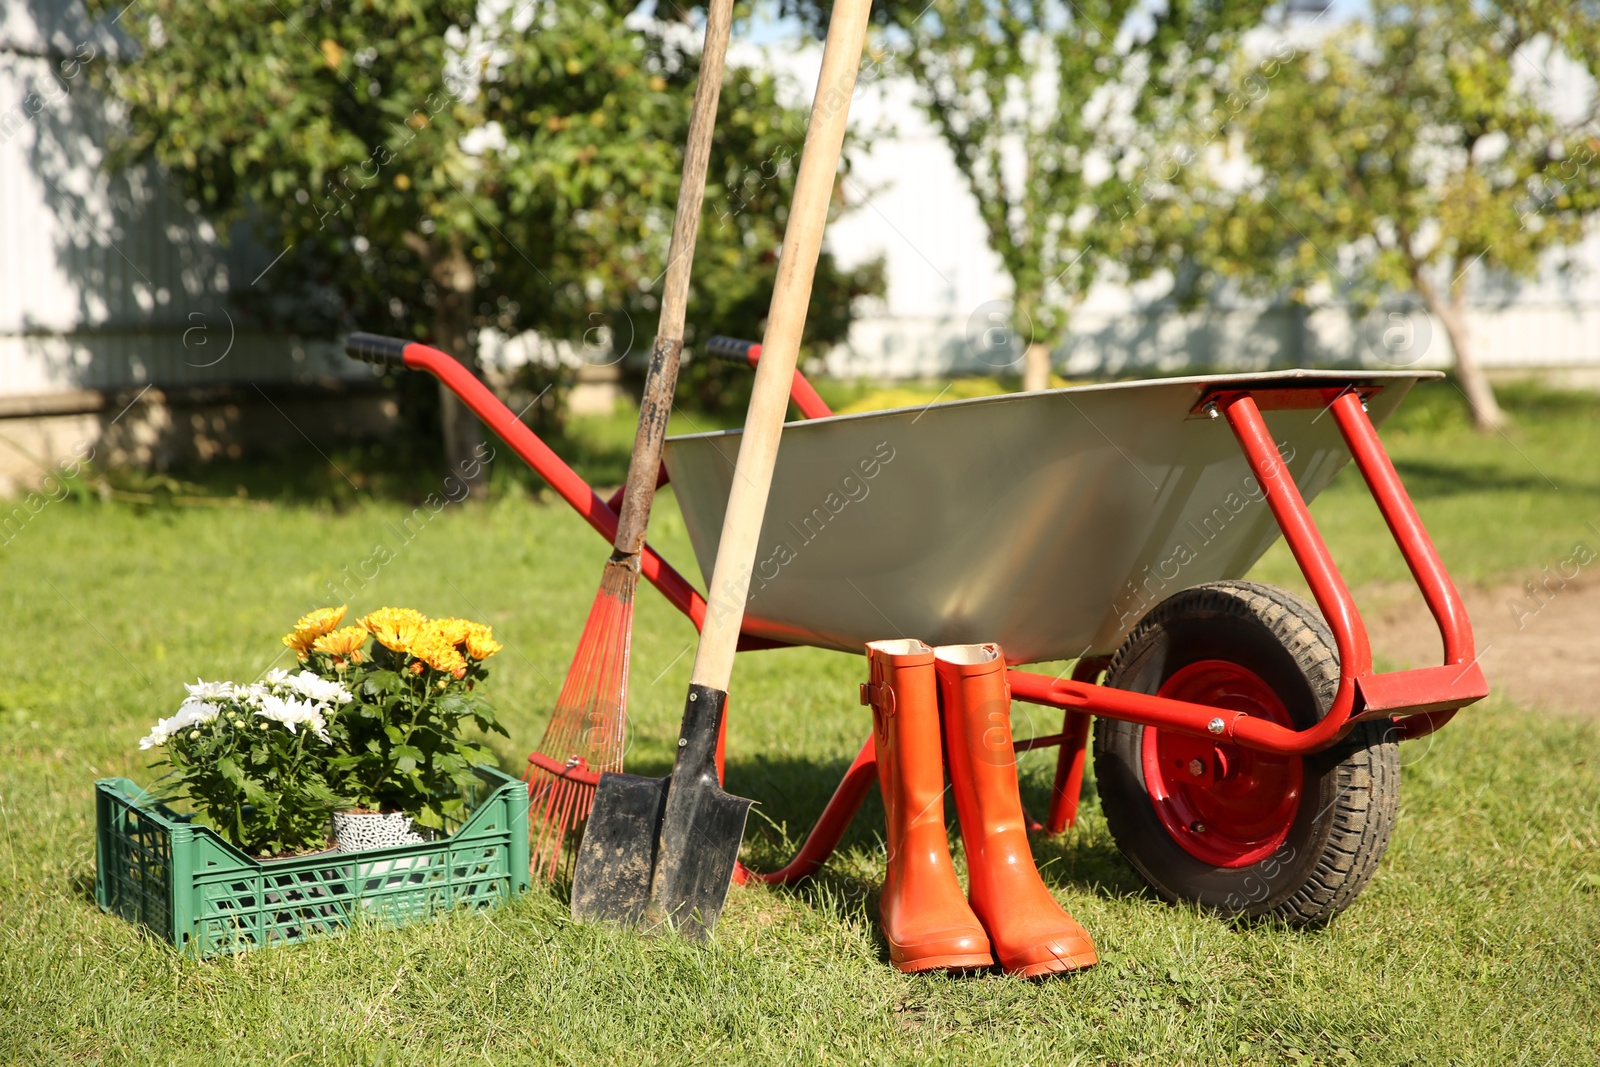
[
  {"left": 688, "top": 0, "right": 873, "bottom": 692},
  {"left": 612, "top": 0, "right": 737, "bottom": 561}
]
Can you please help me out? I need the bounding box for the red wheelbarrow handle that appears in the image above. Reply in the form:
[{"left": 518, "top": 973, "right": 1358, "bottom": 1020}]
[
  {"left": 345, "top": 332, "right": 763, "bottom": 643},
  {"left": 705, "top": 335, "right": 833, "bottom": 421},
  {"left": 344, "top": 332, "right": 835, "bottom": 649}
]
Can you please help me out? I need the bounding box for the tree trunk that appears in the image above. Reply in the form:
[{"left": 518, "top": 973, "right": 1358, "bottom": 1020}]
[
  {"left": 1022, "top": 341, "right": 1052, "bottom": 392},
  {"left": 429, "top": 238, "right": 490, "bottom": 497},
  {"left": 1427, "top": 289, "right": 1506, "bottom": 432}
]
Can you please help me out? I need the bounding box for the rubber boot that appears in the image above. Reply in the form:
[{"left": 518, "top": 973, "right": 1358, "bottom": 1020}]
[
  {"left": 864, "top": 639, "right": 993, "bottom": 973},
  {"left": 935, "top": 643, "right": 1098, "bottom": 977}
]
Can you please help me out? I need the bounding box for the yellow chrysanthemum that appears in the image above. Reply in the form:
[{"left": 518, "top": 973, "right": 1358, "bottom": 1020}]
[
  {"left": 283, "top": 629, "right": 317, "bottom": 655},
  {"left": 426, "top": 617, "right": 473, "bottom": 646},
  {"left": 313, "top": 625, "right": 368, "bottom": 659},
  {"left": 463, "top": 623, "right": 502, "bottom": 661},
  {"left": 361, "top": 606, "right": 427, "bottom": 633},
  {"left": 360, "top": 607, "right": 427, "bottom": 654},
  {"left": 282, "top": 605, "right": 348, "bottom": 658},
  {"left": 410, "top": 632, "right": 468, "bottom": 676},
  {"left": 293, "top": 605, "right": 347, "bottom": 638}
]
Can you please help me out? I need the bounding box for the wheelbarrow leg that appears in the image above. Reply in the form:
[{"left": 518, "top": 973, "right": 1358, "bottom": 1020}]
[
  {"left": 1045, "top": 657, "right": 1107, "bottom": 835},
  {"left": 1046, "top": 712, "right": 1092, "bottom": 835}
]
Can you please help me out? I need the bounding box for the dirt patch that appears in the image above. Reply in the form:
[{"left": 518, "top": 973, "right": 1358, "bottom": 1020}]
[{"left": 1358, "top": 579, "right": 1599, "bottom": 717}]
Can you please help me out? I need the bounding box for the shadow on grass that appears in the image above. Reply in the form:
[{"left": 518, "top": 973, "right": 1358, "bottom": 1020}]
[
  {"left": 78, "top": 421, "right": 642, "bottom": 511},
  {"left": 727, "top": 751, "right": 881, "bottom": 866},
  {"left": 1392, "top": 457, "right": 1597, "bottom": 498},
  {"left": 1028, "top": 832, "right": 1151, "bottom": 901},
  {"left": 66, "top": 867, "right": 98, "bottom": 907}
]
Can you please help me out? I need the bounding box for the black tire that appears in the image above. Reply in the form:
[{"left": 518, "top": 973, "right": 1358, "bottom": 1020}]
[{"left": 1092, "top": 581, "right": 1400, "bottom": 927}]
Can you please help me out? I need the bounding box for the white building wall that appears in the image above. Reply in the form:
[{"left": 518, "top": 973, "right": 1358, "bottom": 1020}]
[{"left": 0, "top": 2, "right": 356, "bottom": 400}]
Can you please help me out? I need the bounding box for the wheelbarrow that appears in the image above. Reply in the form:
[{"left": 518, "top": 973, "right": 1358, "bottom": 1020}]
[{"left": 344, "top": 332, "right": 1487, "bottom": 926}]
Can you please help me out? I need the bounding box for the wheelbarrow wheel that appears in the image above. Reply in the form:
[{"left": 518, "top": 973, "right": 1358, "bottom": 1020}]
[{"left": 1092, "top": 580, "right": 1399, "bottom": 927}]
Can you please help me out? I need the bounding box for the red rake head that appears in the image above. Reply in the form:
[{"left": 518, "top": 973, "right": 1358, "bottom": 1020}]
[
  {"left": 526, "top": 752, "right": 604, "bottom": 882},
  {"left": 524, "top": 569, "right": 634, "bottom": 882}
]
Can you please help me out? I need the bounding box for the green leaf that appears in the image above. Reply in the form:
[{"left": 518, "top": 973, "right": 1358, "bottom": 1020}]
[
  {"left": 216, "top": 757, "right": 244, "bottom": 788},
  {"left": 364, "top": 671, "right": 400, "bottom": 696}
]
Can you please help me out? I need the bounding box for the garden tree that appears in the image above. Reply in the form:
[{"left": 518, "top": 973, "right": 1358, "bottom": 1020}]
[
  {"left": 1206, "top": 0, "right": 1600, "bottom": 430},
  {"left": 787, "top": 0, "right": 1266, "bottom": 389},
  {"left": 95, "top": 0, "right": 880, "bottom": 488}
]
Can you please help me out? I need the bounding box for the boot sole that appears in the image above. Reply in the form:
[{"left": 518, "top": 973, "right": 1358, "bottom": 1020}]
[
  {"left": 1003, "top": 950, "right": 1099, "bottom": 978},
  {"left": 892, "top": 952, "right": 995, "bottom": 974}
]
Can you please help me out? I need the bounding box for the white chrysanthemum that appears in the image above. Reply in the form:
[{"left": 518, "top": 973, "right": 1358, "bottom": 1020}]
[
  {"left": 172, "top": 699, "right": 221, "bottom": 728},
  {"left": 236, "top": 682, "right": 271, "bottom": 707},
  {"left": 279, "top": 669, "right": 353, "bottom": 708},
  {"left": 139, "top": 700, "right": 220, "bottom": 749},
  {"left": 183, "top": 679, "right": 234, "bottom": 702},
  {"left": 254, "top": 693, "right": 330, "bottom": 741},
  {"left": 255, "top": 668, "right": 351, "bottom": 712}
]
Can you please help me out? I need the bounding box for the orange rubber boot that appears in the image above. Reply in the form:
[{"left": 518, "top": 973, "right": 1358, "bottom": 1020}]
[
  {"left": 935, "top": 643, "right": 1097, "bottom": 977},
  {"left": 865, "top": 639, "right": 993, "bottom": 973}
]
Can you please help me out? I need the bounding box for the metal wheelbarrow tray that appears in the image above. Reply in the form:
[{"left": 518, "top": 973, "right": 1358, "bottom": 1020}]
[
  {"left": 343, "top": 332, "right": 1488, "bottom": 925},
  {"left": 666, "top": 369, "right": 1420, "bottom": 664}
]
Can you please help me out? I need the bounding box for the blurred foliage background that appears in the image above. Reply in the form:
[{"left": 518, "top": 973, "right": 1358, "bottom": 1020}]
[{"left": 89, "top": 0, "right": 884, "bottom": 475}]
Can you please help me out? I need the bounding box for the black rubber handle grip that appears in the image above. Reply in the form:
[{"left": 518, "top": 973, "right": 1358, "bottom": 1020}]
[
  {"left": 344, "top": 332, "right": 411, "bottom": 367},
  {"left": 704, "top": 335, "right": 758, "bottom": 365}
]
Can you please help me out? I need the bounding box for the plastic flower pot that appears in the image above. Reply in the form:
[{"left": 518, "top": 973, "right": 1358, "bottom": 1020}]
[
  {"left": 332, "top": 810, "right": 428, "bottom": 851},
  {"left": 333, "top": 810, "right": 434, "bottom": 884}
]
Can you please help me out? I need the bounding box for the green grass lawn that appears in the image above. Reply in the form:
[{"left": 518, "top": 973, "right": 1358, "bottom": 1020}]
[{"left": 1, "top": 379, "right": 1597, "bottom": 1064}]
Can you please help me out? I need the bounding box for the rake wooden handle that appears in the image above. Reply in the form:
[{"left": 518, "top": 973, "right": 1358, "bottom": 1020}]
[
  {"left": 689, "top": 0, "right": 872, "bottom": 692},
  {"left": 612, "top": 0, "right": 737, "bottom": 560}
]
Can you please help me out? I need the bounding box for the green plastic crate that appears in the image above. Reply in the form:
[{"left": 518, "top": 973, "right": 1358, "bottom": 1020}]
[{"left": 95, "top": 765, "right": 530, "bottom": 957}]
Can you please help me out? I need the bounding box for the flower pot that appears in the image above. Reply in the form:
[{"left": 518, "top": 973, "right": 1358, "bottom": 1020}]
[{"left": 332, "top": 810, "right": 426, "bottom": 852}]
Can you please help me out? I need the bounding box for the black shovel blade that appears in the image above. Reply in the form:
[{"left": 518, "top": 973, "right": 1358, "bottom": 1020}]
[
  {"left": 570, "top": 685, "right": 752, "bottom": 940},
  {"left": 646, "top": 763, "right": 753, "bottom": 940},
  {"left": 570, "top": 771, "right": 669, "bottom": 926}
]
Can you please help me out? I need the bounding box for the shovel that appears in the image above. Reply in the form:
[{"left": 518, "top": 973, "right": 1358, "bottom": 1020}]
[{"left": 570, "top": 0, "right": 875, "bottom": 940}]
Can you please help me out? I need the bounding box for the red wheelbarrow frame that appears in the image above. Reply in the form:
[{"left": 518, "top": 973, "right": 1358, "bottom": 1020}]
[{"left": 343, "top": 333, "right": 1487, "bottom": 886}]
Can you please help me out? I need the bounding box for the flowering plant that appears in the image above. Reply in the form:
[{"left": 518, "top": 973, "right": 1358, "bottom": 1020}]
[
  {"left": 140, "top": 670, "right": 354, "bottom": 856},
  {"left": 283, "top": 605, "right": 507, "bottom": 828},
  {"left": 135, "top": 605, "right": 506, "bottom": 853}
]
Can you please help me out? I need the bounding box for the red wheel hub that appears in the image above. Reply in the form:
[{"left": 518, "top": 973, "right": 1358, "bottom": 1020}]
[{"left": 1141, "top": 660, "right": 1302, "bottom": 868}]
